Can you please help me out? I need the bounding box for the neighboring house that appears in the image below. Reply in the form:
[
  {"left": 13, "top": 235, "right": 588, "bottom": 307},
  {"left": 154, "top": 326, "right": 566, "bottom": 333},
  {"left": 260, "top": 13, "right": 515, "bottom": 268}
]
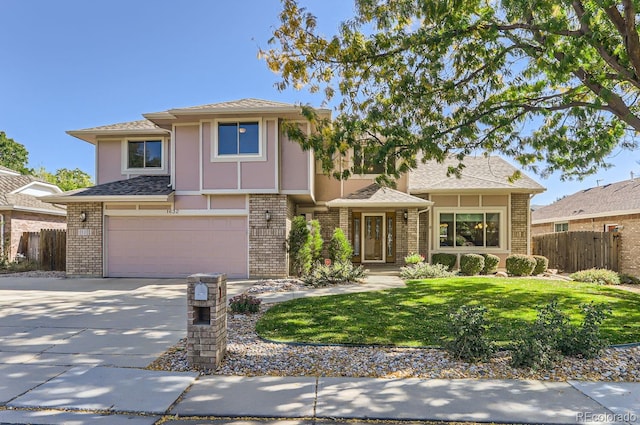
[
  {"left": 532, "top": 178, "right": 640, "bottom": 277},
  {"left": 43, "top": 98, "right": 544, "bottom": 278},
  {"left": 0, "top": 166, "right": 66, "bottom": 261}
]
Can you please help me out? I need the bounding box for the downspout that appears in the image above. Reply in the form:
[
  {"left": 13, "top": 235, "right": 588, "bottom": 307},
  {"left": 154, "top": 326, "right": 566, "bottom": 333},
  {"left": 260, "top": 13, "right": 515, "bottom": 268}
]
[
  {"left": 417, "top": 207, "right": 431, "bottom": 259},
  {"left": 0, "top": 214, "right": 4, "bottom": 259}
]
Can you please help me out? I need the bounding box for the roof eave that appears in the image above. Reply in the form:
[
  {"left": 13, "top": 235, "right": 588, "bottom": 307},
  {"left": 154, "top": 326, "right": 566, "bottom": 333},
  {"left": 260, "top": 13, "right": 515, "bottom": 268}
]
[
  {"left": 532, "top": 208, "right": 640, "bottom": 224},
  {"left": 326, "top": 200, "right": 434, "bottom": 208},
  {"left": 0, "top": 205, "right": 67, "bottom": 216},
  {"left": 410, "top": 187, "right": 545, "bottom": 195},
  {"left": 66, "top": 129, "right": 169, "bottom": 145},
  {"left": 41, "top": 193, "right": 174, "bottom": 204}
]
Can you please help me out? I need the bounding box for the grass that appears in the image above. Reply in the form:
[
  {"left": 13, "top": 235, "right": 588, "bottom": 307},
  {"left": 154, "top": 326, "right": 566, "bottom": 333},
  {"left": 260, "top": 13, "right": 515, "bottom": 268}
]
[{"left": 255, "top": 277, "right": 640, "bottom": 347}]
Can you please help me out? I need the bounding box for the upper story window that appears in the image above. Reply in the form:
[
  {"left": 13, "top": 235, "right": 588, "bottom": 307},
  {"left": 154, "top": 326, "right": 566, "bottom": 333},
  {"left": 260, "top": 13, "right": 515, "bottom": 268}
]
[
  {"left": 353, "top": 145, "right": 390, "bottom": 175},
  {"left": 127, "top": 140, "right": 162, "bottom": 169},
  {"left": 122, "top": 139, "right": 167, "bottom": 174},
  {"left": 211, "top": 119, "right": 265, "bottom": 162}
]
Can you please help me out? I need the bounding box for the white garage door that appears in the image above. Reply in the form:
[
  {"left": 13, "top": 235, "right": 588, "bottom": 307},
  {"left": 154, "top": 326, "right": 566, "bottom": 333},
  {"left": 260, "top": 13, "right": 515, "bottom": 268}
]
[{"left": 106, "top": 216, "right": 248, "bottom": 278}]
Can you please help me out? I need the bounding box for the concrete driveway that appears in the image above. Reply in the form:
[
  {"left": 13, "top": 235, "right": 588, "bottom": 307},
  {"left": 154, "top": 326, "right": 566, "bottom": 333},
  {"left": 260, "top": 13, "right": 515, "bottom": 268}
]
[{"left": 0, "top": 277, "right": 187, "bottom": 369}]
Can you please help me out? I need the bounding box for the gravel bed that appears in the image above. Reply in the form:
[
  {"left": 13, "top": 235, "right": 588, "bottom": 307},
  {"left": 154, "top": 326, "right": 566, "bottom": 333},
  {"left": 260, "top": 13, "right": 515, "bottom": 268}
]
[
  {"left": 246, "top": 278, "right": 307, "bottom": 294},
  {"left": 0, "top": 270, "right": 66, "bottom": 278},
  {"left": 148, "top": 305, "right": 640, "bottom": 381}
]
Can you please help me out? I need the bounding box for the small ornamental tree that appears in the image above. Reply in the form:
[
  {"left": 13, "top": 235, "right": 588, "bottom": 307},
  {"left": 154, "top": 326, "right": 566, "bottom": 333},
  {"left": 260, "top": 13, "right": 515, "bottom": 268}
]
[
  {"left": 328, "top": 228, "right": 353, "bottom": 263},
  {"left": 309, "top": 219, "right": 324, "bottom": 264},
  {"left": 288, "top": 216, "right": 312, "bottom": 276}
]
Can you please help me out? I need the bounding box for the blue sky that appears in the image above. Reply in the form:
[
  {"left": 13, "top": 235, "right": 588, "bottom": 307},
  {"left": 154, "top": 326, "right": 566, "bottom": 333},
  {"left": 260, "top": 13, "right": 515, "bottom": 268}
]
[{"left": 1, "top": 0, "right": 638, "bottom": 205}]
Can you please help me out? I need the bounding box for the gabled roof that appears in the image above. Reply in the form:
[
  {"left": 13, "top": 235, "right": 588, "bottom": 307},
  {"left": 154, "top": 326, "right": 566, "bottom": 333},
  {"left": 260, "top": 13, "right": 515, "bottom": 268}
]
[
  {"left": 409, "top": 156, "right": 544, "bottom": 194},
  {"left": 327, "top": 184, "right": 433, "bottom": 208},
  {"left": 0, "top": 175, "right": 66, "bottom": 215},
  {"left": 0, "top": 165, "right": 20, "bottom": 176},
  {"left": 532, "top": 178, "right": 640, "bottom": 223},
  {"left": 42, "top": 175, "right": 173, "bottom": 203}
]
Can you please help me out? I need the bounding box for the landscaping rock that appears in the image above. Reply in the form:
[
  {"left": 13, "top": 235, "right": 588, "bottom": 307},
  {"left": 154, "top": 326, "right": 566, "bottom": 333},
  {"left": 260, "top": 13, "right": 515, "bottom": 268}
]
[{"left": 495, "top": 271, "right": 508, "bottom": 278}]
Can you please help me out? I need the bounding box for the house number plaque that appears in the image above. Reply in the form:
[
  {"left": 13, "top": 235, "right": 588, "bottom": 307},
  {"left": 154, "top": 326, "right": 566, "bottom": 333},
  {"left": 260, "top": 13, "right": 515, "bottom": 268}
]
[{"left": 194, "top": 282, "right": 208, "bottom": 301}]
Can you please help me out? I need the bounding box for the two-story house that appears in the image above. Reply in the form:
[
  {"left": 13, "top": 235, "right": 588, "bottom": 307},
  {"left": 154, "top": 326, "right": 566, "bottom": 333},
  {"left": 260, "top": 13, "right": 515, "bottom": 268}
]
[{"left": 43, "top": 98, "right": 544, "bottom": 278}]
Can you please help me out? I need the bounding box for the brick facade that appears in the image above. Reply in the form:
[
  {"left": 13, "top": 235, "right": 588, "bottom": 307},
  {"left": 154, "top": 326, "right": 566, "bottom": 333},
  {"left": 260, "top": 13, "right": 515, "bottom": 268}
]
[
  {"left": 248, "top": 194, "right": 289, "bottom": 278},
  {"left": 66, "top": 202, "right": 103, "bottom": 277},
  {"left": 2, "top": 211, "right": 66, "bottom": 261},
  {"left": 510, "top": 194, "right": 530, "bottom": 255}
]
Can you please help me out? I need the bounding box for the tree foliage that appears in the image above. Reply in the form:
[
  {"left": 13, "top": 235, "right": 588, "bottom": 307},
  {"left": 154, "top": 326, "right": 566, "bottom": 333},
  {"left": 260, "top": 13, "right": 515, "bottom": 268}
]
[
  {"left": 263, "top": 0, "right": 640, "bottom": 180},
  {"left": 32, "top": 167, "right": 93, "bottom": 191},
  {"left": 0, "top": 131, "right": 29, "bottom": 174}
]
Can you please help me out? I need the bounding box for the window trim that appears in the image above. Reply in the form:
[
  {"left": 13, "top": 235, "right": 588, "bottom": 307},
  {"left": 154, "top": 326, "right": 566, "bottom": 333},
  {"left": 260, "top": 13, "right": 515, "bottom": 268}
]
[
  {"left": 121, "top": 138, "right": 168, "bottom": 175},
  {"left": 433, "top": 207, "right": 507, "bottom": 251},
  {"left": 350, "top": 145, "right": 394, "bottom": 178},
  {"left": 554, "top": 222, "right": 569, "bottom": 232},
  {"left": 211, "top": 117, "right": 265, "bottom": 162}
]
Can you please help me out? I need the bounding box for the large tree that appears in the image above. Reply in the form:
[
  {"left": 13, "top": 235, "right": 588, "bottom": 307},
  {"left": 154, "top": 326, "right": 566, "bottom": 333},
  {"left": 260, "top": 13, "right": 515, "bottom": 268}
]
[
  {"left": 263, "top": 0, "right": 640, "bottom": 180},
  {"left": 0, "top": 131, "right": 29, "bottom": 174},
  {"left": 32, "top": 167, "right": 93, "bottom": 191}
]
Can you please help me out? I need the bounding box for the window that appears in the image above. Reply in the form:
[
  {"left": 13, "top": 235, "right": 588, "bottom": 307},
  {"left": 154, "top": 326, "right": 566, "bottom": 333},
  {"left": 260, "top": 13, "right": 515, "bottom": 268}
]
[
  {"left": 353, "top": 145, "right": 390, "bottom": 175},
  {"left": 554, "top": 222, "right": 569, "bottom": 232},
  {"left": 439, "top": 212, "right": 502, "bottom": 248},
  {"left": 217, "top": 122, "right": 260, "bottom": 156},
  {"left": 127, "top": 140, "right": 162, "bottom": 169}
]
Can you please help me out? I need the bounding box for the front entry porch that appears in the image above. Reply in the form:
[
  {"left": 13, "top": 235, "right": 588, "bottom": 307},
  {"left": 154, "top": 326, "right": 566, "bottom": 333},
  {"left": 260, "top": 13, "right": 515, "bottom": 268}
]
[{"left": 351, "top": 212, "right": 397, "bottom": 264}]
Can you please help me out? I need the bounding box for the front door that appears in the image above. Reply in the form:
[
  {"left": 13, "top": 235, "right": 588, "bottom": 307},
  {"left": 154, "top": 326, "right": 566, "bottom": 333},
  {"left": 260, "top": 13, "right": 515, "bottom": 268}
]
[{"left": 363, "top": 214, "right": 385, "bottom": 262}]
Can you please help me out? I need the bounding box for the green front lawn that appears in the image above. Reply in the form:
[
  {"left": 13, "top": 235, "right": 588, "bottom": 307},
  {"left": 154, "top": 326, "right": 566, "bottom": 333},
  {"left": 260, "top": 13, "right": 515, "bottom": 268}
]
[{"left": 256, "top": 277, "right": 640, "bottom": 347}]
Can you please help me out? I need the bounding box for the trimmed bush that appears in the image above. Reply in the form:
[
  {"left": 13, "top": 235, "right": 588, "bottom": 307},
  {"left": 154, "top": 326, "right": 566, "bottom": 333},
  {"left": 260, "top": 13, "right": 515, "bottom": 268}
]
[
  {"left": 570, "top": 268, "right": 621, "bottom": 285},
  {"left": 506, "top": 254, "right": 536, "bottom": 276},
  {"left": 481, "top": 254, "right": 500, "bottom": 274},
  {"left": 460, "top": 254, "right": 484, "bottom": 276},
  {"left": 532, "top": 255, "right": 549, "bottom": 275},
  {"left": 432, "top": 253, "right": 457, "bottom": 271},
  {"left": 309, "top": 220, "right": 324, "bottom": 264},
  {"left": 620, "top": 273, "right": 640, "bottom": 285},
  {"left": 400, "top": 262, "right": 455, "bottom": 280},
  {"left": 328, "top": 228, "right": 353, "bottom": 263},
  {"left": 287, "top": 216, "right": 312, "bottom": 276}
]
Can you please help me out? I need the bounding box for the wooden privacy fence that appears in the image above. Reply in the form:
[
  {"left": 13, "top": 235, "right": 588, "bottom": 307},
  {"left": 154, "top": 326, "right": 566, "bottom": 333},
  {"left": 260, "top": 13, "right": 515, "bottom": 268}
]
[
  {"left": 532, "top": 231, "right": 619, "bottom": 273},
  {"left": 19, "top": 229, "right": 66, "bottom": 271}
]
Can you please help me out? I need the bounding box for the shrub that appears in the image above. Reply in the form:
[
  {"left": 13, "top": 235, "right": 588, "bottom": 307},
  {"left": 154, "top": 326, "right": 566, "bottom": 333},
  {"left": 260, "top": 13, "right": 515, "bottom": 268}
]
[
  {"left": 510, "top": 300, "right": 567, "bottom": 369},
  {"left": 328, "top": 228, "right": 353, "bottom": 263},
  {"left": 288, "top": 216, "right": 312, "bottom": 276},
  {"left": 570, "top": 268, "right": 621, "bottom": 285},
  {"left": 404, "top": 252, "right": 425, "bottom": 265},
  {"left": 303, "top": 261, "right": 366, "bottom": 287},
  {"left": 558, "top": 302, "right": 611, "bottom": 359},
  {"left": 481, "top": 254, "right": 500, "bottom": 275},
  {"left": 432, "top": 253, "right": 457, "bottom": 271},
  {"left": 532, "top": 255, "right": 549, "bottom": 275},
  {"left": 505, "top": 254, "right": 536, "bottom": 276},
  {"left": 445, "top": 305, "right": 494, "bottom": 362},
  {"left": 459, "top": 254, "right": 484, "bottom": 276},
  {"left": 229, "top": 293, "right": 262, "bottom": 314},
  {"left": 510, "top": 299, "right": 612, "bottom": 369},
  {"left": 400, "top": 262, "right": 455, "bottom": 280},
  {"left": 309, "top": 220, "right": 324, "bottom": 264}
]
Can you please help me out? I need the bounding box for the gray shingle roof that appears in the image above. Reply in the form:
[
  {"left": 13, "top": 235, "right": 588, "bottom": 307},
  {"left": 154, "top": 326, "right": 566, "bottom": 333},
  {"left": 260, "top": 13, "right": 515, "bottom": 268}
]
[
  {"left": 68, "top": 175, "right": 173, "bottom": 197},
  {"left": 532, "top": 178, "right": 640, "bottom": 222},
  {"left": 171, "top": 98, "right": 299, "bottom": 111},
  {"left": 409, "top": 156, "right": 544, "bottom": 193},
  {"left": 75, "top": 119, "right": 160, "bottom": 132},
  {"left": 0, "top": 175, "right": 65, "bottom": 213},
  {"left": 327, "top": 184, "right": 432, "bottom": 207}
]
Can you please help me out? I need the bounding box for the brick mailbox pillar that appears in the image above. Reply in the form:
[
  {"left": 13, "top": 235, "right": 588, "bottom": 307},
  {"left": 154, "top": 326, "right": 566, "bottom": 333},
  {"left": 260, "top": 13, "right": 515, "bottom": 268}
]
[{"left": 187, "top": 273, "right": 227, "bottom": 370}]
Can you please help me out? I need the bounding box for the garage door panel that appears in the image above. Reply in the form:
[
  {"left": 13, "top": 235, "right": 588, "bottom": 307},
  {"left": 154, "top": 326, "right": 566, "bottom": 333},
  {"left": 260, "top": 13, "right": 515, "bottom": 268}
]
[{"left": 106, "top": 216, "right": 248, "bottom": 278}]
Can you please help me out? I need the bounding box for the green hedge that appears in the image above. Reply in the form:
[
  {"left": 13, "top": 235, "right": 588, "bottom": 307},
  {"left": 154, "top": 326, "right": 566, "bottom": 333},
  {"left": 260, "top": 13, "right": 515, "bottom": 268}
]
[
  {"left": 432, "top": 253, "right": 457, "bottom": 271},
  {"left": 460, "top": 254, "right": 484, "bottom": 276},
  {"left": 506, "top": 254, "right": 536, "bottom": 276},
  {"left": 532, "top": 255, "right": 549, "bottom": 275},
  {"left": 481, "top": 254, "right": 500, "bottom": 274}
]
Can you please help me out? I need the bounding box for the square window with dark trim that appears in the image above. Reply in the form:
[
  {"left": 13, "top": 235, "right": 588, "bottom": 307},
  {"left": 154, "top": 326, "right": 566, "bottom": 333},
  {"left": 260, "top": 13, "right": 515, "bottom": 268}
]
[
  {"left": 218, "top": 122, "right": 260, "bottom": 155},
  {"left": 128, "top": 140, "right": 162, "bottom": 169}
]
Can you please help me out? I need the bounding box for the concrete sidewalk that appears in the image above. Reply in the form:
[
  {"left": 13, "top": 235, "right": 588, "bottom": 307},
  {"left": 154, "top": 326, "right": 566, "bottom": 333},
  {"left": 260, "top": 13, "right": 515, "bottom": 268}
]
[{"left": 2, "top": 373, "right": 639, "bottom": 424}]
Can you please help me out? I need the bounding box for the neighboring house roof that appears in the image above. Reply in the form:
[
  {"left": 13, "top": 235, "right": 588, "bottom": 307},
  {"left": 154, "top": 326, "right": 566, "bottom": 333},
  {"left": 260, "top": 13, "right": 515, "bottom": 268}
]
[
  {"left": 327, "top": 184, "right": 433, "bottom": 208},
  {"left": 0, "top": 165, "right": 20, "bottom": 176},
  {"left": 409, "top": 156, "right": 545, "bottom": 194},
  {"left": 532, "top": 178, "right": 640, "bottom": 224},
  {"left": 42, "top": 176, "right": 173, "bottom": 203},
  {"left": 0, "top": 175, "right": 66, "bottom": 215}
]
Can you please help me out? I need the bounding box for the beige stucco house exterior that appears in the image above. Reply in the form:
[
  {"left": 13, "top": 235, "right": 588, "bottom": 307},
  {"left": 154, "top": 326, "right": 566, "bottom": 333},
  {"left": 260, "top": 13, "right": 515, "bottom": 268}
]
[
  {"left": 44, "top": 99, "right": 544, "bottom": 278},
  {"left": 0, "top": 166, "right": 66, "bottom": 261}
]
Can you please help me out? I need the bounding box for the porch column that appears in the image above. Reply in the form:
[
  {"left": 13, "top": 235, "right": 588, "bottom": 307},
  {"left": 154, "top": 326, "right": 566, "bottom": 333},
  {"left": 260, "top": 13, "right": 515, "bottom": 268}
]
[
  {"left": 407, "top": 208, "right": 419, "bottom": 255},
  {"left": 339, "top": 207, "right": 349, "bottom": 236}
]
